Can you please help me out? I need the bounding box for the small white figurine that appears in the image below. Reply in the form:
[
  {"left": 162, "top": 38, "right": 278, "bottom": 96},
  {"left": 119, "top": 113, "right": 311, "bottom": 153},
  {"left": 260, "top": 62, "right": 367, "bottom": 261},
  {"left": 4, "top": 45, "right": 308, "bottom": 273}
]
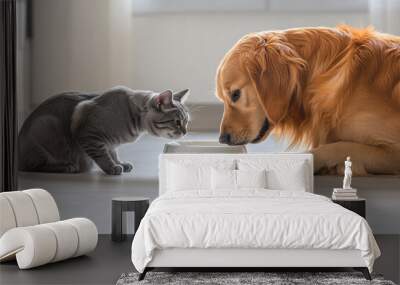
[{"left": 343, "top": 156, "right": 352, "bottom": 189}]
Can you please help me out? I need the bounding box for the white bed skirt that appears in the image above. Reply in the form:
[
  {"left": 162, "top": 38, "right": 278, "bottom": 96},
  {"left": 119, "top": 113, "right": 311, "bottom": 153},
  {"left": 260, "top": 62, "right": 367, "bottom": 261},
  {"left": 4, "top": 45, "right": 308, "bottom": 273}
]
[{"left": 148, "top": 248, "right": 366, "bottom": 268}]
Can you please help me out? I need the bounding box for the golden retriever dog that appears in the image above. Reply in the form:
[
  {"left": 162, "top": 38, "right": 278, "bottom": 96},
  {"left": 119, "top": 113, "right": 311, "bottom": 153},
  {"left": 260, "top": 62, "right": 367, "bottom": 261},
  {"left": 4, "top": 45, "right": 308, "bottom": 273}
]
[{"left": 216, "top": 25, "right": 400, "bottom": 175}]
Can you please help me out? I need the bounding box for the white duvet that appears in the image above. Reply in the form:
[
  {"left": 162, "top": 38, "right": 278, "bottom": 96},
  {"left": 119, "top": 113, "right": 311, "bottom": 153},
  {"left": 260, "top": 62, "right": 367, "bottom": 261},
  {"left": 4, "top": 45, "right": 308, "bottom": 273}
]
[{"left": 131, "top": 190, "right": 380, "bottom": 273}]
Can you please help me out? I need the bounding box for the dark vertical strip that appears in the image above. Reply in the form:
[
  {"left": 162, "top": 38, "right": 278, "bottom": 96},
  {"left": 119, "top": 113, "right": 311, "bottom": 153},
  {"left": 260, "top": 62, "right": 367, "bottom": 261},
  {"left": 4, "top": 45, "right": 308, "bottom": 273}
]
[
  {"left": 112, "top": 201, "right": 123, "bottom": 242},
  {"left": 1, "top": 0, "right": 18, "bottom": 192},
  {"left": 26, "top": 0, "right": 32, "bottom": 38}
]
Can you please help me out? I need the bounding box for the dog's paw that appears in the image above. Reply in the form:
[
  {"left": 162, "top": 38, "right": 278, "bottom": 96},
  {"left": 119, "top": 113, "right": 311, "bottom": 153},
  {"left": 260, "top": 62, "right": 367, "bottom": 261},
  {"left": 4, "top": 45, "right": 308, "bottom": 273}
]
[
  {"left": 315, "top": 166, "right": 338, "bottom": 175},
  {"left": 121, "top": 162, "right": 133, "bottom": 173},
  {"left": 105, "top": 165, "right": 123, "bottom": 175},
  {"left": 310, "top": 148, "right": 329, "bottom": 174},
  {"left": 312, "top": 146, "right": 369, "bottom": 176},
  {"left": 310, "top": 147, "right": 340, "bottom": 175}
]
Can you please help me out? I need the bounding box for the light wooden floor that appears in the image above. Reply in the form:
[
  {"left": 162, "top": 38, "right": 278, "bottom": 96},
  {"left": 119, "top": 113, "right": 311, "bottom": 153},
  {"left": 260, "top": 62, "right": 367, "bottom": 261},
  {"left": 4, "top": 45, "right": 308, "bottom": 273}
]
[{"left": 0, "top": 235, "right": 398, "bottom": 285}]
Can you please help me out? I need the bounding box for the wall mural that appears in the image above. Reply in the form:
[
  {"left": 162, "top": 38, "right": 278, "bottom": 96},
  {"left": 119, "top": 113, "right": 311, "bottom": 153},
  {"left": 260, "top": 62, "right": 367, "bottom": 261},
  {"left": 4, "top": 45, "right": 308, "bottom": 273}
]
[
  {"left": 17, "top": 25, "right": 400, "bottom": 177},
  {"left": 216, "top": 25, "right": 400, "bottom": 176}
]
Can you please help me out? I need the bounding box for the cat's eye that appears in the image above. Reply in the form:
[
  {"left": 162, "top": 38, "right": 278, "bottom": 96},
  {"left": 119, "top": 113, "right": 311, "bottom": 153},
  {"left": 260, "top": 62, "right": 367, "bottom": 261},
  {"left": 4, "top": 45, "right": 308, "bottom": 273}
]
[
  {"left": 231, "top": 89, "right": 241, "bottom": 102},
  {"left": 176, "top": 120, "right": 181, "bottom": 127}
]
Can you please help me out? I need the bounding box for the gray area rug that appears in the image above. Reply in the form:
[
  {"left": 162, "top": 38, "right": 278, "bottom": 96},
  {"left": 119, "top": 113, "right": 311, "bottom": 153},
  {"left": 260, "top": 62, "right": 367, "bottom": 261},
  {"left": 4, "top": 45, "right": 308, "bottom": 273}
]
[{"left": 116, "top": 272, "right": 396, "bottom": 285}]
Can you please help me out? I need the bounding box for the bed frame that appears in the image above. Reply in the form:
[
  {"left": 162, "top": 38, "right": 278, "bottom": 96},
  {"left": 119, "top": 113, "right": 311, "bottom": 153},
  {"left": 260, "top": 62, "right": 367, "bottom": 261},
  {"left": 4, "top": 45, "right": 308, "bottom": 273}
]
[
  {"left": 139, "top": 248, "right": 370, "bottom": 280},
  {"left": 138, "top": 154, "right": 372, "bottom": 281}
]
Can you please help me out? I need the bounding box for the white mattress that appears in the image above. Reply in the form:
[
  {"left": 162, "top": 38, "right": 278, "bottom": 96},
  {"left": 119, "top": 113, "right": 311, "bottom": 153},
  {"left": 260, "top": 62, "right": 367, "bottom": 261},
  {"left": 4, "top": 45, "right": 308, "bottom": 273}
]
[{"left": 131, "top": 190, "right": 380, "bottom": 273}]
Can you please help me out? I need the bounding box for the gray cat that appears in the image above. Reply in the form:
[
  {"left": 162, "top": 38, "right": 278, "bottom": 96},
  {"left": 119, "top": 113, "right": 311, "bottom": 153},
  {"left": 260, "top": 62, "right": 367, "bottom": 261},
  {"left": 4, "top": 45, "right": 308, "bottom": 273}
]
[{"left": 18, "top": 86, "right": 190, "bottom": 175}]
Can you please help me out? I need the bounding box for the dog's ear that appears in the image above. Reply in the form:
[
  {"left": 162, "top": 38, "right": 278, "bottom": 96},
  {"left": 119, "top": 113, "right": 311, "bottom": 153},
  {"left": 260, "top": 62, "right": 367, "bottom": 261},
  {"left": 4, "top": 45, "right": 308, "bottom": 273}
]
[{"left": 245, "top": 35, "right": 306, "bottom": 124}]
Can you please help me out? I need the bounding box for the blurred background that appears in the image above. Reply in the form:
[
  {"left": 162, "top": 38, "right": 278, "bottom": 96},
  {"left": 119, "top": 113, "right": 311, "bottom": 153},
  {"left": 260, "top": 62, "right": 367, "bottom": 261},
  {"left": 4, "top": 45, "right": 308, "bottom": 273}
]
[{"left": 17, "top": 0, "right": 400, "bottom": 131}]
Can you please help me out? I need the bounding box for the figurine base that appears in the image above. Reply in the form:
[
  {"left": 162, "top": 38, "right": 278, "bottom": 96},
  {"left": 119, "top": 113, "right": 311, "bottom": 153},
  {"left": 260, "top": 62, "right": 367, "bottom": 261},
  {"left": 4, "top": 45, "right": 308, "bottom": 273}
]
[
  {"left": 333, "top": 188, "right": 357, "bottom": 192},
  {"left": 332, "top": 188, "right": 358, "bottom": 200}
]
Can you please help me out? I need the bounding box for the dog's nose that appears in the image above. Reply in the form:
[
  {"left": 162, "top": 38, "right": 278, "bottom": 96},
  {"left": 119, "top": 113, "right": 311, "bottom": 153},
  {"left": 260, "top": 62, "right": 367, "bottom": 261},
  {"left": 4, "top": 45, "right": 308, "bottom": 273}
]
[{"left": 219, "top": 133, "right": 231, "bottom": 144}]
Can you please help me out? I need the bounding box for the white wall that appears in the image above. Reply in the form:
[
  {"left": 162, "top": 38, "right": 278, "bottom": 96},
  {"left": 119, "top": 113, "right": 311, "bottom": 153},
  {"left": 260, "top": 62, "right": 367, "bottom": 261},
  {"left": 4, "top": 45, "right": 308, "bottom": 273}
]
[
  {"left": 130, "top": 12, "right": 369, "bottom": 103},
  {"left": 32, "top": 1, "right": 369, "bottom": 106},
  {"left": 32, "top": 0, "right": 111, "bottom": 105}
]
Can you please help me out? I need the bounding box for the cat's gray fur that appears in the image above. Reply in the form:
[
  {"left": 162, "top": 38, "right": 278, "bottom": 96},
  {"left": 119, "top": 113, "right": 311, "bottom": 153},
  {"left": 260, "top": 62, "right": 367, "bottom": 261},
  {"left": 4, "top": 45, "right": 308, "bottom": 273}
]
[{"left": 18, "top": 86, "right": 190, "bottom": 175}]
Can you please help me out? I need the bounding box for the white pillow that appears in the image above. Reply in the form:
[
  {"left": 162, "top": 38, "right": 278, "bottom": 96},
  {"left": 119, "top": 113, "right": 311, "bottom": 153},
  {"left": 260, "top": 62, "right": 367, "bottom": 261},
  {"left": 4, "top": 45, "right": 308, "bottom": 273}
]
[
  {"left": 167, "top": 160, "right": 235, "bottom": 192},
  {"left": 211, "top": 168, "right": 236, "bottom": 190},
  {"left": 267, "top": 165, "right": 307, "bottom": 191},
  {"left": 238, "top": 159, "right": 308, "bottom": 191},
  {"left": 211, "top": 168, "right": 267, "bottom": 190},
  {"left": 237, "top": 169, "right": 267, "bottom": 189},
  {"left": 167, "top": 162, "right": 210, "bottom": 191}
]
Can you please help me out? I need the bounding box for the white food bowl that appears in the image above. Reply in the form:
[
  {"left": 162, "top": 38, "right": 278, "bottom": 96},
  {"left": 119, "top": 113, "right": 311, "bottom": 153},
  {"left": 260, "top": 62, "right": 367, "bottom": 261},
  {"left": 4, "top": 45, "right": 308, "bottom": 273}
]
[{"left": 163, "top": 140, "right": 247, "bottom": 153}]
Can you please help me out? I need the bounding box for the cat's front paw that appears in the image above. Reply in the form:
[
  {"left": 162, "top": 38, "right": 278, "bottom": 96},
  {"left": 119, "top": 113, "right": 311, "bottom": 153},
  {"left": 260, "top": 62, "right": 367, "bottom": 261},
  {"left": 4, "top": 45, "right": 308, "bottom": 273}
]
[
  {"left": 121, "top": 162, "right": 133, "bottom": 172},
  {"left": 105, "top": 165, "right": 123, "bottom": 175},
  {"left": 68, "top": 165, "right": 79, "bottom": 173},
  {"left": 64, "top": 163, "right": 79, "bottom": 173}
]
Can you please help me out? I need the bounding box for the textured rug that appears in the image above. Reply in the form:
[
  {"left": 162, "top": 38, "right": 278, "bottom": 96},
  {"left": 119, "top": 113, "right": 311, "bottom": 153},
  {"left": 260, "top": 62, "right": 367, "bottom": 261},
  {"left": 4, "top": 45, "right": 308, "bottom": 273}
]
[{"left": 116, "top": 272, "right": 396, "bottom": 285}]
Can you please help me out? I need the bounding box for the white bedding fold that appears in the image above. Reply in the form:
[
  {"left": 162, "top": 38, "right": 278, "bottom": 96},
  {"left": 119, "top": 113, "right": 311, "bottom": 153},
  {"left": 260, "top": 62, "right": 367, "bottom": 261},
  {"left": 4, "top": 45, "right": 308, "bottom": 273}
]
[{"left": 131, "top": 190, "right": 380, "bottom": 273}]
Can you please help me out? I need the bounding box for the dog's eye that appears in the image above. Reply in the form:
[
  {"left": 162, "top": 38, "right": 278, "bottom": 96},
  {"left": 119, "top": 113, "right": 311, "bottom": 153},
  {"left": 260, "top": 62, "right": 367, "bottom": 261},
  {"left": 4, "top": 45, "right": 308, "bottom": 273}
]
[{"left": 231, "top": 90, "right": 241, "bottom": 102}]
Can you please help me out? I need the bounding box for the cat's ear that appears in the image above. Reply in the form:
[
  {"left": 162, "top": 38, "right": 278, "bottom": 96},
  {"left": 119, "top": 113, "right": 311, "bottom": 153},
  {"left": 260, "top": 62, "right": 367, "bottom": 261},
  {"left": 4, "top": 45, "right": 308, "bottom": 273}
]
[
  {"left": 173, "top": 89, "right": 189, "bottom": 103},
  {"left": 156, "top": 90, "right": 173, "bottom": 106}
]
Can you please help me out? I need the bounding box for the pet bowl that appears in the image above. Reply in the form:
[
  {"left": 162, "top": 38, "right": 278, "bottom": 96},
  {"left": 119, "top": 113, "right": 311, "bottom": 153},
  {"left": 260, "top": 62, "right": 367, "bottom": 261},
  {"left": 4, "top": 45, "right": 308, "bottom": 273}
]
[{"left": 163, "top": 140, "right": 247, "bottom": 153}]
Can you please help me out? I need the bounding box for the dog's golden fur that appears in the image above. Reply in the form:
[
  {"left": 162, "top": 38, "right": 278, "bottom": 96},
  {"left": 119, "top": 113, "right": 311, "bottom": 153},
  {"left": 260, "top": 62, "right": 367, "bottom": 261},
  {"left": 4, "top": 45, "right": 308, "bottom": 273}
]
[{"left": 216, "top": 25, "right": 400, "bottom": 175}]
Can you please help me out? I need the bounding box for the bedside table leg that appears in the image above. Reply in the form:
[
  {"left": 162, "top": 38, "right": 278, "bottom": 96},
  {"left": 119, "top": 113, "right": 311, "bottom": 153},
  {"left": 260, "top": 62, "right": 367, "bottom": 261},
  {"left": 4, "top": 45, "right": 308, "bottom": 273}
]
[{"left": 112, "top": 202, "right": 123, "bottom": 242}]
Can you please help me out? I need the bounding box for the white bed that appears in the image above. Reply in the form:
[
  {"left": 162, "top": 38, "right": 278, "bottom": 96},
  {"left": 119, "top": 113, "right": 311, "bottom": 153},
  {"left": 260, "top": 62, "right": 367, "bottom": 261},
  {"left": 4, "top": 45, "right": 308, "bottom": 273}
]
[{"left": 131, "top": 154, "right": 380, "bottom": 280}]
